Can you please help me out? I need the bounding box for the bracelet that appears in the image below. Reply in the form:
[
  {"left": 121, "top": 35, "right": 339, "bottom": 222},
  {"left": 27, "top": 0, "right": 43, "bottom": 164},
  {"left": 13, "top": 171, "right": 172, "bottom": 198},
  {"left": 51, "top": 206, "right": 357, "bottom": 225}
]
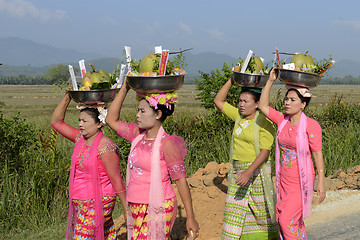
[
  {"left": 317, "top": 169, "right": 324, "bottom": 173},
  {"left": 115, "top": 189, "right": 126, "bottom": 194}
]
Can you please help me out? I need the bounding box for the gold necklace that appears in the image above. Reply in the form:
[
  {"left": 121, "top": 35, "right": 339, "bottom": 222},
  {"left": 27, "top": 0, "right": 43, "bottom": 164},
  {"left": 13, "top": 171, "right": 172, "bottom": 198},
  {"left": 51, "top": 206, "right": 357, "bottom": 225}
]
[{"left": 76, "top": 142, "right": 89, "bottom": 168}]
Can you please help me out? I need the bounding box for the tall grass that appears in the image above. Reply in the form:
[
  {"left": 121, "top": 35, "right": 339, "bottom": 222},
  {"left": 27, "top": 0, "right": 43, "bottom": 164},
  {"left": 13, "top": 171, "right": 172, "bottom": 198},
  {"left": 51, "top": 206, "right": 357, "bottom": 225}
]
[
  {"left": 316, "top": 95, "right": 360, "bottom": 174},
  {"left": 322, "top": 121, "right": 360, "bottom": 174},
  {"left": 0, "top": 119, "right": 70, "bottom": 235}
]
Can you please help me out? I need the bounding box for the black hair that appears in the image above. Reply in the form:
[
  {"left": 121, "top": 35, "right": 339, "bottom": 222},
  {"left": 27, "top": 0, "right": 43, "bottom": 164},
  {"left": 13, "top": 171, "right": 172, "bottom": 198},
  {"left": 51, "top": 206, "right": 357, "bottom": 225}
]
[
  {"left": 240, "top": 88, "right": 261, "bottom": 103},
  {"left": 139, "top": 98, "right": 175, "bottom": 122},
  {"left": 285, "top": 88, "right": 311, "bottom": 109},
  {"left": 80, "top": 107, "right": 101, "bottom": 124},
  {"left": 149, "top": 103, "right": 175, "bottom": 122}
]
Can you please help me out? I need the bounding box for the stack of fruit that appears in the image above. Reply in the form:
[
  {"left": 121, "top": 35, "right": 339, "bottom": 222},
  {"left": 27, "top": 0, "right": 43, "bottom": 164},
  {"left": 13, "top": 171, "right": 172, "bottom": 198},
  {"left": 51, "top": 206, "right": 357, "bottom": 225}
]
[
  {"left": 68, "top": 63, "right": 121, "bottom": 104},
  {"left": 231, "top": 54, "right": 271, "bottom": 88},
  {"left": 79, "top": 64, "right": 116, "bottom": 90},
  {"left": 282, "top": 51, "right": 334, "bottom": 75},
  {"left": 278, "top": 51, "right": 334, "bottom": 88},
  {"left": 233, "top": 55, "right": 270, "bottom": 75},
  {"left": 126, "top": 50, "right": 187, "bottom": 93},
  {"left": 132, "top": 51, "right": 186, "bottom": 76},
  {"left": 289, "top": 52, "right": 316, "bottom": 73}
]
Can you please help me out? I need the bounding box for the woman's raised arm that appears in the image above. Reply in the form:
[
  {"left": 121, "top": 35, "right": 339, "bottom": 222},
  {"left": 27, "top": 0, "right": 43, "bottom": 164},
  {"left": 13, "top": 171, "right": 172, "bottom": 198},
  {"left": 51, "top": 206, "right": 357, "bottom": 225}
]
[
  {"left": 214, "top": 78, "right": 233, "bottom": 112},
  {"left": 51, "top": 92, "right": 71, "bottom": 124},
  {"left": 106, "top": 79, "right": 130, "bottom": 133},
  {"left": 258, "top": 68, "right": 279, "bottom": 118}
]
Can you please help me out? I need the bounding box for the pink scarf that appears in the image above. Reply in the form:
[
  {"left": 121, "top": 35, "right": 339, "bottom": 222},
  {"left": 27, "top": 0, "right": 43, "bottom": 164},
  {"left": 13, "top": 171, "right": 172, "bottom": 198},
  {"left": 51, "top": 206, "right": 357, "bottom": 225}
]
[
  {"left": 126, "top": 126, "right": 166, "bottom": 240},
  {"left": 275, "top": 112, "right": 314, "bottom": 218},
  {"left": 66, "top": 131, "right": 104, "bottom": 240}
]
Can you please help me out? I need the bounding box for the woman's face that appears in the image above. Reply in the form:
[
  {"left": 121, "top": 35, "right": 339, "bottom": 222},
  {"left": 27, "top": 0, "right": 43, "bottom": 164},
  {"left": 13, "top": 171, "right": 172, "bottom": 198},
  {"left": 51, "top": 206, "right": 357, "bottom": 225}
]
[
  {"left": 136, "top": 99, "right": 159, "bottom": 129},
  {"left": 78, "top": 111, "right": 102, "bottom": 139},
  {"left": 284, "top": 90, "right": 306, "bottom": 115},
  {"left": 238, "top": 92, "right": 258, "bottom": 118}
]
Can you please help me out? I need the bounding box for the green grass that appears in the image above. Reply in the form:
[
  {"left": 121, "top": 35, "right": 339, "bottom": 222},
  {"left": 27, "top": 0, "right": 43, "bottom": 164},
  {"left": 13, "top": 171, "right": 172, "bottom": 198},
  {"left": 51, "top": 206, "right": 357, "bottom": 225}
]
[{"left": 4, "top": 222, "right": 66, "bottom": 240}]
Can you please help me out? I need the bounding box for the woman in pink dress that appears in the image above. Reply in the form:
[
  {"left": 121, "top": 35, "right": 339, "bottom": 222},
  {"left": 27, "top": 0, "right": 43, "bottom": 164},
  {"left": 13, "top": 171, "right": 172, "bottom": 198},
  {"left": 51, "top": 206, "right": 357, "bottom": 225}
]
[
  {"left": 105, "top": 79, "right": 200, "bottom": 240},
  {"left": 51, "top": 93, "right": 127, "bottom": 240},
  {"left": 258, "top": 68, "right": 326, "bottom": 240}
]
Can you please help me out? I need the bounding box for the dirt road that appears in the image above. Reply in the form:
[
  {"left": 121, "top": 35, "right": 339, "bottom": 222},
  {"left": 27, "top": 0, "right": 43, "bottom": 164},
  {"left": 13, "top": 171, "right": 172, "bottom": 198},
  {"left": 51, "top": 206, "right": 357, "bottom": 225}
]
[
  {"left": 115, "top": 161, "right": 360, "bottom": 239},
  {"left": 306, "top": 190, "right": 360, "bottom": 240}
]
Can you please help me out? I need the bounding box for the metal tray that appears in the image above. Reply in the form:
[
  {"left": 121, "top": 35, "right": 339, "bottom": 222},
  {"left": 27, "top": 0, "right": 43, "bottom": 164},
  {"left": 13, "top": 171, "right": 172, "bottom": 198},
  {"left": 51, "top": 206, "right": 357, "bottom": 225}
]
[
  {"left": 231, "top": 71, "right": 269, "bottom": 88},
  {"left": 279, "top": 69, "right": 322, "bottom": 88},
  {"left": 68, "top": 89, "right": 119, "bottom": 104},
  {"left": 127, "top": 74, "right": 185, "bottom": 93}
]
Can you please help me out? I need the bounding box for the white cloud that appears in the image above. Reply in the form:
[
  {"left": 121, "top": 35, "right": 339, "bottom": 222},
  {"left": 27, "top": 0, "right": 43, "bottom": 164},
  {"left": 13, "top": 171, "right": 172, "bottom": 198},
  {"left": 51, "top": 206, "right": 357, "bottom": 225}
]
[
  {"left": 207, "top": 28, "right": 224, "bottom": 40},
  {"left": 333, "top": 19, "right": 360, "bottom": 30},
  {"left": 178, "top": 22, "right": 192, "bottom": 35},
  {"left": 0, "top": 0, "right": 67, "bottom": 22}
]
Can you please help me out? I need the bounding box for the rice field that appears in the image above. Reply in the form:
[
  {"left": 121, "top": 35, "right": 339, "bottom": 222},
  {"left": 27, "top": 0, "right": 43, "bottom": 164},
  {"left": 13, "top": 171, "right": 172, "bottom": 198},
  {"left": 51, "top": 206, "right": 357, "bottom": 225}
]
[{"left": 0, "top": 84, "right": 359, "bottom": 126}]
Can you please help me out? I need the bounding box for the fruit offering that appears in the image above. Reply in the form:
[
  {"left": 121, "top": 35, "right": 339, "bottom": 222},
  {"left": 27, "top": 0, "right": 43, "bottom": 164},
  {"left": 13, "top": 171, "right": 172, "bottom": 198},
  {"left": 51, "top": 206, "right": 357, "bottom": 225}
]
[
  {"left": 233, "top": 55, "right": 270, "bottom": 75},
  {"left": 283, "top": 51, "right": 334, "bottom": 75},
  {"left": 290, "top": 51, "right": 316, "bottom": 73},
  {"left": 130, "top": 50, "right": 186, "bottom": 77},
  {"left": 79, "top": 64, "right": 114, "bottom": 90}
]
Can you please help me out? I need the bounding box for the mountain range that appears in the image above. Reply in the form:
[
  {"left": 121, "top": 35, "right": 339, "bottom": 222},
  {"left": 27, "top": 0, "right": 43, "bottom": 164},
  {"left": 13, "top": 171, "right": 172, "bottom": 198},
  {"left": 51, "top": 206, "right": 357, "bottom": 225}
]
[{"left": 0, "top": 37, "right": 359, "bottom": 79}]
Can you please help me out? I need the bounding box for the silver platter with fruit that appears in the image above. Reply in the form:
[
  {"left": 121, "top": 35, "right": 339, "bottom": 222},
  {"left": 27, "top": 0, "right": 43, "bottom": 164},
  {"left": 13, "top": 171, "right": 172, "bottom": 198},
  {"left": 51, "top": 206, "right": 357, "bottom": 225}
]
[
  {"left": 127, "top": 74, "right": 185, "bottom": 93},
  {"left": 231, "top": 54, "right": 270, "bottom": 88},
  {"left": 279, "top": 69, "right": 321, "bottom": 88},
  {"left": 68, "top": 63, "right": 120, "bottom": 104},
  {"left": 277, "top": 51, "right": 333, "bottom": 88},
  {"left": 69, "top": 89, "right": 119, "bottom": 104},
  {"left": 231, "top": 71, "right": 269, "bottom": 88}
]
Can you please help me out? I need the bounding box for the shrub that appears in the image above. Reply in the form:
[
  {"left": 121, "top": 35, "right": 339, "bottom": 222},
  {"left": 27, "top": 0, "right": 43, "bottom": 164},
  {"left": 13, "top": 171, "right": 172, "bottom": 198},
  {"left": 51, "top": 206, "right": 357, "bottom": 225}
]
[
  {"left": 0, "top": 114, "right": 40, "bottom": 173},
  {"left": 318, "top": 94, "right": 360, "bottom": 128},
  {"left": 196, "top": 62, "right": 241, "bottom": 111}
]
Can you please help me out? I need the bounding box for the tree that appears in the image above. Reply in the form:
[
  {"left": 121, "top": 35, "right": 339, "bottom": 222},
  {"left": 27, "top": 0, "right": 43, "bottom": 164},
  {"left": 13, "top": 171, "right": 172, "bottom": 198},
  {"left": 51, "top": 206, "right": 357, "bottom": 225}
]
[
  {"left": 196, "top": 62, "right": 242, "bottom": 111},
  {"left": 44, "top": 64, "right": 71, "bottom": 85}
]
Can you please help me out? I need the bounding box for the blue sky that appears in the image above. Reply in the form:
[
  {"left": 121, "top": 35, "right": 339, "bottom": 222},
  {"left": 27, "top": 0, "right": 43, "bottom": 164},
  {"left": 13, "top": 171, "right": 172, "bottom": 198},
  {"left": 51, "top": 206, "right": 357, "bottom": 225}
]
[{"left": 1, "top": 0, "right": 360, "bottom": 64}]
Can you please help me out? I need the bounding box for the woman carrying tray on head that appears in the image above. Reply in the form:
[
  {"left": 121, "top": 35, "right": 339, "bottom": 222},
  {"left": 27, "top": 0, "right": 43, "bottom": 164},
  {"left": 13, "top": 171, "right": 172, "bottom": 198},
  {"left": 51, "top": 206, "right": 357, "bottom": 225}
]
[
  {"left": 51, "top": 93, "right": 127, "bottom": 240},
  {"left": 258, "top": 68, "right": 326, "bottom": 240},
  {"left": 105, "top": 79, "right": 199, "bottom": 240},
  {"left": 214, "top": 78, "right": 279, "bottom": 240}
]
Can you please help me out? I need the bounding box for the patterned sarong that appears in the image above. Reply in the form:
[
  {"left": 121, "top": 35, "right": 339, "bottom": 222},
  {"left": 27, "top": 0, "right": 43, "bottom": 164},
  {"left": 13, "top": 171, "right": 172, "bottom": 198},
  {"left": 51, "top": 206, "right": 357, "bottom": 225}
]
[
  {"left": 72, "top": 196, "right": 116, "bottom": 240},
  {"left": 129, "top": 197, "right": 177, "bottom": 240},
  {"left": 222, "top": 161, "right": 279, "bottom": 240}
]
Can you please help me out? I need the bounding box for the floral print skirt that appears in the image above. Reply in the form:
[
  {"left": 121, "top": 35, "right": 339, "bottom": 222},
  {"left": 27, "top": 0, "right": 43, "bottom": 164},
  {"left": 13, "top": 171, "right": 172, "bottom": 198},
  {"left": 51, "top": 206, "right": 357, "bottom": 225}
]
[
  {"left": 129, "top": 197, "right": 177, "bottom": 240},
  {"left": 72, "top": 196, "right": 116, "bottom": 240}
]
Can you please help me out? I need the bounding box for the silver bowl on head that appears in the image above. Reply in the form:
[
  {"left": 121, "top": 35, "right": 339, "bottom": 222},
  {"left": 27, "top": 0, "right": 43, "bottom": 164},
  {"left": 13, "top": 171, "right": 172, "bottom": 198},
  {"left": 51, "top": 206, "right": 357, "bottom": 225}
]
[
  {"left": 279, "top": 69, "right": 322, "bottom": 88},
  {"left": 68, "top": 89, "right": 119, "bottom": 104},
  {"left": 231, "top": 71, "right": 269, "bottom": 88},
  {"left": 127, "top": 74, "right": 185, "bottom": 93}
]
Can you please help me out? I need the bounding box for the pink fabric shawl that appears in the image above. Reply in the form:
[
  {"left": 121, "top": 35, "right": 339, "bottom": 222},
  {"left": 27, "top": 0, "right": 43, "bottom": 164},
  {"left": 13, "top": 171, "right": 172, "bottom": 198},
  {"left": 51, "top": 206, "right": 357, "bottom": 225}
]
[
  {"left": 66, "top": 131, "right": 105, "bottom": 240},
  {"left": 275, "top": 112, "right": 314, "bottom": 219},
  {"left": 126, "top": 126, "right": 166, "bottom": 240}
]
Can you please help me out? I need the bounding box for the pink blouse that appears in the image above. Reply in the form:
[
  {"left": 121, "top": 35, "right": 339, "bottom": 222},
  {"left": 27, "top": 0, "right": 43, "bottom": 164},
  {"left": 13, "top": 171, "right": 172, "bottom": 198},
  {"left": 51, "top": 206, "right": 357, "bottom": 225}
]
[
  {"left": 268, "top": 107, "right": 322, "bottom": 153},
  {"left": 52, "top": 120, "right": 125, "bottom": 200},
  {"left": 117, "top": 121, "right": 187, "bottom": 204}
]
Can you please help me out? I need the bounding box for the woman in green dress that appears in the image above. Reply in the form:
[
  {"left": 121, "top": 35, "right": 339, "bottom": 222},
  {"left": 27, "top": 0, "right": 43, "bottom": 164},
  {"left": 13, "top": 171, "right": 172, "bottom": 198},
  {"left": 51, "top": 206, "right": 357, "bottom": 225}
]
[{"left": 214, "top": 79, "right": 279, "bottom": 240}]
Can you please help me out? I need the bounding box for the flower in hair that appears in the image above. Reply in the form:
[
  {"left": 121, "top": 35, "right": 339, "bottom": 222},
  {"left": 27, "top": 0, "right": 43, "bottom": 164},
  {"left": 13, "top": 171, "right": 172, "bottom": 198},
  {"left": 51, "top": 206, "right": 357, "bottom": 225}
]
[
  {"left": 98, "top": 108, "right": 108, "bottom": 124},
  {"left": 136, "top": 92, "right": 178, "bottom": 110}
]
